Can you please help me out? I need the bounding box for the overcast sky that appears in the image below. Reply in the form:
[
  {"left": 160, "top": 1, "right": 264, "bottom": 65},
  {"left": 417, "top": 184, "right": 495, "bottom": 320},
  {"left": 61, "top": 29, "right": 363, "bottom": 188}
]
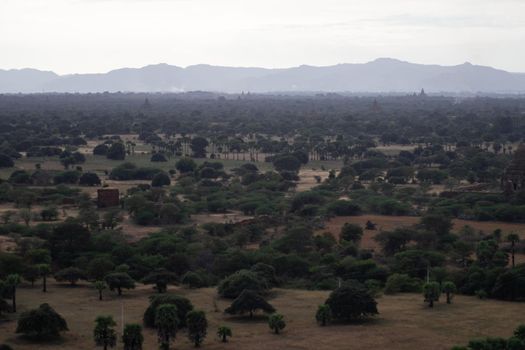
[{"left": 1, "top": 0, "right": 525, "bottom": 74}]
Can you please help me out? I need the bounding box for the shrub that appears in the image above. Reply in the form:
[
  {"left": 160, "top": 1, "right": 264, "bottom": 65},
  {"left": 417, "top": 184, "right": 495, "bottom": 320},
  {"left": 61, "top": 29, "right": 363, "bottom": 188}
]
[
  {"left": 324, "top": 282, "right": 378, "bottom": 321},
  {"left": 218, "top": 270, "right": 269, "bottom": 299},
  {"left": 143, "top": 294, "right": 193, "bottom": 328},
  {"left": 16, "top": 303, "right": 68, "bottom": 339},
  {"left": 384, "top": 273, "right": 422, "bottom": 294},
  {"left": 151, "top": 172, "right": 171, "bottom": 187}
]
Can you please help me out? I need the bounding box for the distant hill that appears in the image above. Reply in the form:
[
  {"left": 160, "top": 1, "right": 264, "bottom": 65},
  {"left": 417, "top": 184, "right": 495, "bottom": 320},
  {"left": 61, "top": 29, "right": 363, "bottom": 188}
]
[{"left": 2, "top": 58, "right": 525, "bottom": 94}]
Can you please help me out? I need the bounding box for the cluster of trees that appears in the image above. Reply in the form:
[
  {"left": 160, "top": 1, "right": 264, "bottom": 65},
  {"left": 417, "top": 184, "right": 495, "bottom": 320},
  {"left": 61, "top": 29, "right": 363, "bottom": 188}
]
[{"left": 452, "top": 325, "right": 525, "bottom": 350}]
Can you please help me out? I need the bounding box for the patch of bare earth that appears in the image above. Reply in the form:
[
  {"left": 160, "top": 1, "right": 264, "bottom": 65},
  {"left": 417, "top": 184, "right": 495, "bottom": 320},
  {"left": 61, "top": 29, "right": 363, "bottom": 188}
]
[
  {"left": 191, "top": 211, "right": 254, "bottom": 225},
  {"left": 295, "top": 168, "right": 331, "bottom": 192}
]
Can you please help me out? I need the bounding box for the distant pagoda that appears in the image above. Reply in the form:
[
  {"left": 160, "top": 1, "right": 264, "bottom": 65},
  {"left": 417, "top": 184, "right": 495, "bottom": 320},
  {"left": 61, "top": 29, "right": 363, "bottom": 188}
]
[{"left": 502, "top": 144, "right": 525, "bottom": 193}]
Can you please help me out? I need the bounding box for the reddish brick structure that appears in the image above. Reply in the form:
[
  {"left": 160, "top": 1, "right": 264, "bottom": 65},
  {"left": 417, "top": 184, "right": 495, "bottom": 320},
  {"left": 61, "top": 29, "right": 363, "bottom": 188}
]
[{"left": 97, "top": 188, "right": 120, "bottom": 208}]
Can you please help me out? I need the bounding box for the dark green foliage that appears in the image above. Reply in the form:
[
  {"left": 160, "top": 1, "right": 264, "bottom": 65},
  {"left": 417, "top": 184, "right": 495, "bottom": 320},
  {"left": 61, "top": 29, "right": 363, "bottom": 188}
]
[
  {"left": 272, "top": 154, "right": 301, "bottom": 173},
  {"left": 93, "top": 315, "right": 117, "bottom": 349},
  {"left": 268, "top": 313, "right": 286, "bottom": 334},
  {"left": 217, "top": 326, "right": 232, "bottom": 342},
  {"left": 224, "top": 289, "right": 275, "bottom": 318},
  {"left": 143, "top": 294, "right": 194, "bottom": 328},
  {"left": 326, "top": 200, "right": 361, "bottom": 216},
  {"left": 384, "top": 273, "right": 422, "bottom": 294},
  {"left": 186, "top": 310, "right": 207, "bottom": 347},
  {"left": 16, "top": 303, "right": 68, "bottom": 339},
  {"left": 315, "top": 304, "right": 332, "bottom": 326},
  {"left": 218, "top": 269, "right": 269, "bottom": 298},
  {"left": 123, "top": 324, "right": 144, "bottom": 350},
  {"left": 142, "top": 269, "right": 178, "bottom": 293},
  {"left": 491, "top": 265, "right": 525, "bottom": 301},
  {"left": 155, "top": 304, "right": 179, "bottom": 350},
  {"left": 0, "top": 154, "right": 14, "bottom": 168},
  {"left": 324, "top": 283, "right": 378, "bottom": 321},
  {"left": 54, "top": 267, "right": 86, "bottom": 286},
  {"left": 79, "top": 172, "right": 101, "bottom": 186},
  {"left": 93, "top": 144, "right": 109, "bottom": 156},
  {"left": 181, "top": 272, "right": 207, "bottom": 288},
  {"left": 151, "top": 153, "right": 168, "bottom": 162},
  {"left": 151, "top": 172, "right": 171, "bottom": 187},
  {"left": 107, "top": 143, "right": 126, "bottom": 160},
  {"left": 423, "top": 282, "right": 441, "bottom": 307},
  {"left": 105, "top": 272, "right": 135, "bottom": 296},
  {"left": 176, "top": 158, "right": 196, "bottom": 173},
  {"left": 340, "top": 223, "right": 364, "bottom": 243}
]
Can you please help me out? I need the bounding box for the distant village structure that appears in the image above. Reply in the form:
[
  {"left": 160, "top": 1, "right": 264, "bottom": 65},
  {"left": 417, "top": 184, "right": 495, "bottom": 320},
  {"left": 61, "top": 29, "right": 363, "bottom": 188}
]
[
  {"left": 502, "top": 144, "right": 525, "bottom": 194},
  {"left": 97, "top": 188, "right": 120, "bottom": 208}
]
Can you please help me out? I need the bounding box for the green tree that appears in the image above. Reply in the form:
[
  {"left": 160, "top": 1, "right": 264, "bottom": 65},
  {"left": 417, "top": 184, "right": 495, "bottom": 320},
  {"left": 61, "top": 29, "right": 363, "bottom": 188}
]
[
  {"left": 37, "top": 264, "right": 51, "bottom": 292},
  {"left": 324, "top": 283, "right": 378, "bottom": 321},
  {"left": 442, "top": 281, "right": 457, "bottom": 304},
  {"left": 143, "top": 294, "right": 194, "bottom": 328},
  {"left": 55, "top": 267, "right": 86, "bottom": 286},
  {"left": 507, "top": 233, "right": 520, "bottom": 268},
  {"left": 187, "top": 310, "right": 208, "bottom": 347},
  {"left": 217, "top": 326, "right": 232, "bottom": 343},
  {"left": 93, "top": 281, "right": 107, "bottom": 301},
  {"left": 151, "top": 172, "right": 171, "bottom": 187},
  {"left": 122, "top": 324, "right": 144, "bottom": 350},
  {"left": 268, "top": 313, "right": 286, "bottom": 334},
  {"left": 175, "top": 158, "right": 196, "bottom": 173},
  {"left": 155, "top": 304, "right": 179, "bottom": 350},
  {"left": 340, "top": 223, "right": 363, "bottom": 243},
  {"left": 16, "top": 303, "right": 68, "bottom": 339},
  {"left": 5, "top": 274, "right": 20, "bottom": 313},
  {"left": 105, "top": 272, "right": 135, "bottom": 296},
  {"left": 218, "top": 270, "right": 268, "bottom": 299},
  {"left": 107, "top": 143, "right": 126, "bottom": 160},
  {"left": 142, "top": 269, "right": 178, "bottom": 293},
  {"left": 93, "top": 316, "right": 117, "bottom": 350},
  {"left": 423, "top": 282, "right": 441, "bottom": 308},
  {"left": 224, "top": 290, "right": 275, "bottom": 318},
  {"left": 315, "top": 304, "right": 332, "bottom": 326},
  {"left": 18, "top": 208, "right": 32, "bottom": 226}
]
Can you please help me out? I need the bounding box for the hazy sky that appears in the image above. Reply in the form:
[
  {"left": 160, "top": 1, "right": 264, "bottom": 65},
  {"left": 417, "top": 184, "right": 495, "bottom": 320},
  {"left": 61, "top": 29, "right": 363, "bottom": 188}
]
[{"left": 1, "top": 0, "right": 525, "bottom": 74}]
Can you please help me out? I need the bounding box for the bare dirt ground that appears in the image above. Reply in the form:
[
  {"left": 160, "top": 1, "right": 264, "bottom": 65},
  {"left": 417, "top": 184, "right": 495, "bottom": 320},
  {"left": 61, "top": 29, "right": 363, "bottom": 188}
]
[
  {"left": 295, "top": 168, "right": 331, "bottom": 192},
  {"left": 0, "top": 282, "right": 523, "bottom": 350},
  {"left": 191, "top": 211, "right": 254, "bottom": 225},
  {"left": 319, "top": 214, "right": 525, "bottom": 251}
]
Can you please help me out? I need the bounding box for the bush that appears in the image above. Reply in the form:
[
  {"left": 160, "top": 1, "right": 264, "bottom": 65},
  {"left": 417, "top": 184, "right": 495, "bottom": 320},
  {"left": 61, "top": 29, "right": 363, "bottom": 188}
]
[
  {"left": 151, "top": 172, "right": 171, "bottom": 187},
  {"left": 326, "top": 200, "right": 361, "bottom": 216},
  {"left": 181, "top": 271, "right": 207, "bottom": 288},
  {"left": 143, "top": 294, "right": 194, "bottom": 328},
  {"left": 324, "top": 282, "right": 378, "bottom": 321},
  {"left": 16, "top": 303, "right": 68, "bottom": 339},
  {"left": 151, "top": 153, "right": 168, "bottom": 162},
  {"left": 79, "top": 172, "right": 101, "bottom": 186},
  {"left": 0, "top": 154, "right": 14, "bottom": 168},
  {"left": 107, "top": 143, "right": 126, "bottom": 160},
  {"left": 384, "top": 273, "right": 422, "bottom": 294},
  {"left": 176, "top": 158, "right": 196, "bottom": 173}
]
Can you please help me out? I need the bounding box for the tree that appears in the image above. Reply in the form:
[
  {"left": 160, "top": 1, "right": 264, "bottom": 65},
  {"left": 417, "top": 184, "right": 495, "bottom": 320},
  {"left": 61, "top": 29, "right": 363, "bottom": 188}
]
[
  {"left": 175, "top": 158, "right": 196, "bottom": 173},
  {"left": 191, "top": 137, "right": 209, "bottom": 158},
  {"left": 187, "top": 310, "right": 207, "bottom": 347},
  {"left": 217, "top": 326, "right": 232, "bottom": 343},
  {"left": 142, "top": 269, "right": 178, "bottom": 293},
  {"left": 93, "top": 281, "right": 107, "bottom": 301},
  {"left": 507, "top": 233, "right": 520, "bottom": 268},
  {"left": 151, "top": 172, "right": 171, "bottom": 187},
  {"left": 107, "top": 143, "right": 126, "bottom": 160},
  {"left": 324, "top": 283, "right": 378, "bottom": 321},
  {"left": 122, "top": 324, "right": 144, "bottom": 350},
  {"left": 268, "top": 313, "right": 286, "bottom": 334},
  {"left": 87, "top": 257, "right": 115, "bottom": 281},
  {"left": 79, "top": 172, "right": 101, "bottom": 186},
  {"left": 105, "top": 272, "right": 135, "bottom": 296},
  {"left": 143, "top": 294, "right": 194, "bottom": 328},
  {"left": 423, "top": 282, "right": 441, "bottom": 308},
  {"left": 340, "top": 223, "right": 364, "bottom": 243},
  {"left": 5, "top": 274, "right": 20, "bottom": 313},
  {"left": 93, "top": 144, "right": 109, "bottom": 156},
  {"left": 16, "top": 303, "right": 68, "bottom": 339},
  {"left": 54, "top": 267, "right": 86, "bottom": 286},
  {"left": 218, "top": 270, "right": 269, "bottom": 298},
  {"left": 93, "top": 316, "right": 117, "bottom": 350},
  {"left": 37, "top": 264, "right": 51, "bottom": 292},
  {"left": 442, "top": 281, "right": 457, "bottom": 304},
  {"left": 224, "top": 289, "right": 275, "bottom": 318},
  {"left": 18, "top": 208, "right": 32, "bottom": 226},
  {"left": 151, "top": 153, "right": 168, "bottom": 162},
  {"left": 272, "top": 154, "right": 301, "bottom": 173},
  {"left": 23, "top": 265, "right": 40, "bottom": 287},
  {"left": 155, "top": 304, "right": 179, "bottom": 350},
  {"left": 315, "top": 304, "right": 332, "bottom": 326}
]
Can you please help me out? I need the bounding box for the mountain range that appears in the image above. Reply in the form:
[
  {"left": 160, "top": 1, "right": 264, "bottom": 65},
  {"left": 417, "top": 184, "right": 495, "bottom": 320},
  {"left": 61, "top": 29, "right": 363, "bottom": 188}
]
[{"left": 1, "top": 58, "right": 525, "bottom": 94}]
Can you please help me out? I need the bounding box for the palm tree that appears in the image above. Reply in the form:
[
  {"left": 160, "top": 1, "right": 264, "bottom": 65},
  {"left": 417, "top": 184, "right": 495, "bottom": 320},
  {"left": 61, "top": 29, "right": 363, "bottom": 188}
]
[
  {"left": 37, "top": 264, "right": 51, "bottom": 292},
  {"left": 93, "top": 316, "right": 117, "bottom": 350},
  {"left": 268, "top": 313, "right": 286, "bottom": 334},
  {"left": 155, "top": 304, "right": 179, "bottom": 350},
  {"left": 6, "top": 274, "right": 20, "bottom": 312},
  {"left": 93, "top": 281, "right": 107, "bottom": 301},
  {"left": 217, "top": 326, "right": 232, "bottom": 343},
  {"left": 507, "top": 233, "right": 520, "bottom": 268},
  {"left": 122, "top": 324, "right": 144, "bottom": 350}
]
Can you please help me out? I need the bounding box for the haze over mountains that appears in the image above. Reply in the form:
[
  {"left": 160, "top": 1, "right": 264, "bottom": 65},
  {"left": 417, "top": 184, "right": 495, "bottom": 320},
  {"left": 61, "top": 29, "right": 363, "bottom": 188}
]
[{"left": 1, "top": 58, "right": 525, "bottom": 94}]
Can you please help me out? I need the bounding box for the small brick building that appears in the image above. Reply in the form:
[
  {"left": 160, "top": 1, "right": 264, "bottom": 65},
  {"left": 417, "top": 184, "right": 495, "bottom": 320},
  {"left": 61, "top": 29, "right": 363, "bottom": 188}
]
[{"left": 97, "top": 188, "right": 120, "bottom": 208}]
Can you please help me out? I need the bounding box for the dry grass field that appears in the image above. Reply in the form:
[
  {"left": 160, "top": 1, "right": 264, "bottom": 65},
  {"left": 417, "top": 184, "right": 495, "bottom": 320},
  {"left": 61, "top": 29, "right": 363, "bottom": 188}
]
[{"left": 0, "top": 282, "right": 523, "bottom": 350}]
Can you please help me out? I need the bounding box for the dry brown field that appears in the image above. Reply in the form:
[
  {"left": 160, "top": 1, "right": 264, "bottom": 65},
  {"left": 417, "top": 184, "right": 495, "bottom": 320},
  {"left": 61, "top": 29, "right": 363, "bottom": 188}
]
[{"left": 0, "top": 282, "right": 524, "bottom": 350}]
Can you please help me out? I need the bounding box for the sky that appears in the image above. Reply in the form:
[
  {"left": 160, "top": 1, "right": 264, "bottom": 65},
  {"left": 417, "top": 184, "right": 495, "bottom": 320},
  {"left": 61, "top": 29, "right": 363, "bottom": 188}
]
[{"left": 1, "top": 0, "right": 525, "bottom": 74}]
